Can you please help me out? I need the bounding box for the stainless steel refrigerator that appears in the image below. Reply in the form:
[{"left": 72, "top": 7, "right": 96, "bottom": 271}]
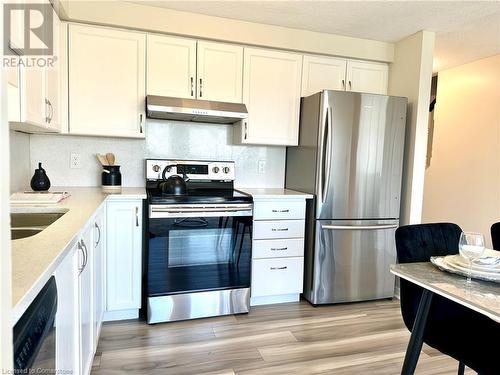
[{"left": 285, "top": 90, "right": 407, "bottom": 305}]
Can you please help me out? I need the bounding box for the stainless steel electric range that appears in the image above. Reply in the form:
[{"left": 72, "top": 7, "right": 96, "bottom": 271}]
[{"left": 145, "top": 159, "right": 253, "bottom": 324}]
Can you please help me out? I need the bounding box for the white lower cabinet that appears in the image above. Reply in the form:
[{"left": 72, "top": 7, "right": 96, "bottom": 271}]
[
  {"left": 55, "top": 245, "right": 78, "bottom": 374},
  {"left": 54, "top": 204, "right": 109, "bottom": 375},
  {"left": 93, "top": 207, "right": 105, "bottom": 347},
  {"left": 251, "top": 198, "right": 307, "bottom": 306},
  {"left": 78, "top": 224, "right": 94, "bottom": 375},
  {"left": 105, "top": 200, "right": 142, "bottom": 320}
]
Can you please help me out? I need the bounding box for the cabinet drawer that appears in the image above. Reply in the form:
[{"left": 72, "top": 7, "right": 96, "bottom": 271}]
[
  {"left": 254, "top": 200, "right": 305, "bottom": 220},
  {"left": 253, "top": 220, "right": 305, "bottom": 240},
  {"left": 251, "top": 257, "right": 304, "bottom": 297},
  {"left": 253, "top": 238, "right": 304, "bottom": 259}
]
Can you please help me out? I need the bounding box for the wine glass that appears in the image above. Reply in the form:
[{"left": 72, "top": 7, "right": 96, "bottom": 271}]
[{"left": 459, "top": 232, "right": 485, "bottom": 284}]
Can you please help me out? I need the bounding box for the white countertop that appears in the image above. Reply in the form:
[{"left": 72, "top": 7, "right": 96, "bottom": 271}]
[
  {"left": 237, "top": 188, "right": 313, "bottom": 199},
  {"left": 11, "top": 187, "right": 146, "bottom": 324}
]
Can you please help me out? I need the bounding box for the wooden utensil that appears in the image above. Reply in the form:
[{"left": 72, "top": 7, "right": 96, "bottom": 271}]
[
  {"left": 96, "top": 154, "right": 108, "bottom": 166},
  {"left": 106, "top": 153, "right": 115, "bottom": 166}
]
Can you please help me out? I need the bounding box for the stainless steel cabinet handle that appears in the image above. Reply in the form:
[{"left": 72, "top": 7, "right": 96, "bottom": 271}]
[
  {"left": 341, "top": 79, "right": 345, "bottom": 89},
  {"left": 348, "top": 80, "right": 352, "bottom": 90},
  {"left": 270, "top": 247, "right": 288, "bottom": 251},
  {"left": 48, "top": 99, "right": 53, "bottom": 123},
  {"left": 135, "top": 206, "right": 139, "bottom": 226},
  {"left": 271, "top": 209, "right": 289, "bottom": 213},
  {"left": 81, "top": 240, "right": 88, "bottom": 270},
  {"left": 140, "top": 114, "right": 144, "bottom": 133},
  {"left": 321, "top": 224, "right": 398, "bottom": 230},
  {"left": 77, "top": 241, "right": 84, "bottom": 273},
  {"left": 244, "top": 121, "right": 248, "bottom": 140},
  {"left": 271, "top": 228, "right": 288, "bottom": 232},
  {"left": 199, "top": 78, "right": 203, "bottom": 97},
  {"left": 94, "top": 222, "right": 101, "bottom": 247},
  {"left": 270, "top": 266, "right": 287, "bottom": 270},
  {"left": 44, "top": 98, "right": 49, "bottom": 123},
  {"left": 190, "top": 77, "right": 194, "bottom": 97}
]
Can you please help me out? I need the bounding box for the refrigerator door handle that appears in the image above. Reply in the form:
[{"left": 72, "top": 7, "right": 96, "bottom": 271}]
[
  {"left": 318, "top": 102, "right": 333, "bottom": 204},
  {"left": 321, "top": 224, "right": 398, "bottom": 230}
]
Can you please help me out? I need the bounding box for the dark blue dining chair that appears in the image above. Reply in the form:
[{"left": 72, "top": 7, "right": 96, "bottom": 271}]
[
  {"left": 395, "top": 222, "right": 500, "bottom": 375},
  {"left": 490, "top": 222, "right": 500, "bottom": 250}
]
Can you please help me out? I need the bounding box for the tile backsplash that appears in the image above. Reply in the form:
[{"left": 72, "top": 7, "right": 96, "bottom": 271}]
[
  {"left": 9, "top": 130, "right": 31, "bottom": 193},
  {"left": 27, "top": 120, "right": 286, "bottom": 188}
]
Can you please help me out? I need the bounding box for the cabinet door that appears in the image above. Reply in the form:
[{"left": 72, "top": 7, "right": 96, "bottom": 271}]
[
  {"left": 45, "top": 7, "right": 61, "bottom": 131},
  {"left": 55, "top": 246, "right": 78, "bottom": 374},
  {"left": 147, "top": 34, "right": 196, "bottom": 98},
  {"left": 346, "top": 60, "right": 388, "bottom": 95},
  {"left": 69, "top": 24, "right": 146, "bottom": 138},
  {"left": 22, "top": 64, "right": 46, "bottom": 127},
  {"left": 79, "top": 225, "right": 94, "bottom": 375},
  {"left": 106, "top": 200, "right": 142, "bottom": 311},
  {"left": 92, "top": 207, "right": 105, "bottom": 348},
  {"left": 239, "top": 48, "right": 302, "bottom": 146},
  {"left": 301, "top": 55, "right": 347, "bottom": 96},
  {"left": 197, "top": 41, "right": 243, "bottom": 103}
]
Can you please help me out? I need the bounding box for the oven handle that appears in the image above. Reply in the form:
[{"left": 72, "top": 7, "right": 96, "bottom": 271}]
[{"left": 151, "top": 206, "right": 252, "bottom": 213}]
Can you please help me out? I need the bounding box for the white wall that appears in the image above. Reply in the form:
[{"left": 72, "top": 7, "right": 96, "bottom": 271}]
[
  {"left": 0, "top": 3, "right": 13, "bottom": 367},
  {"left": 423, "top": 55, "right": 500, "bottom": 246},
  {"left": 9, "top": 130, "right": 31, "bottom": 193},
  {"left": 29, "top": 120, "right": 286, "bottom": 188},
  {"left": 388, "top": 31, "right": 435, "bottom": 225}
]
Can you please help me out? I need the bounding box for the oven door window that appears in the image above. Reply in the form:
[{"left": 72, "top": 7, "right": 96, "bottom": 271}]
[{"left": 148, "top": 215, "right": 252, "bottom": 295}]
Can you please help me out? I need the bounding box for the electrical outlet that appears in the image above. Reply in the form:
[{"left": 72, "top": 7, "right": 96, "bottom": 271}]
[
  {"left": 70, "top": 153, "right": 81, "bottom": 169},
  {"left": 258, "top": 160, "right": 266, "bottom": 174}
]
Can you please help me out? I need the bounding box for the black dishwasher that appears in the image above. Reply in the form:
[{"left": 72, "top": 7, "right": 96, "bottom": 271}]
[{"left": 13, "top": 276, "right": 57, "bottom": 370}]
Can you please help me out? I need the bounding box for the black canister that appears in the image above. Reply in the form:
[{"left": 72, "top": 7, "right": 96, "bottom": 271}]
[
  {"left": 30, "top": 162, "right": 51, "bottom": 191},
  {"left": 102, "top": 165, "right": 122, "bottom": 192}
]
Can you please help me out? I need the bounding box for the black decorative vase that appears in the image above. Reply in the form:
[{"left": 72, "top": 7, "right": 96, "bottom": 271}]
[{"left": 30, "top": 162, "right": 51, "bottom": 191}]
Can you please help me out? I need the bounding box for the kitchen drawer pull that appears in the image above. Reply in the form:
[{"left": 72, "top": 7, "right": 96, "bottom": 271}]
[
  {"left": 271, "top": 228, "right": 288, "bottom": 232},
  {"left": 270, "top": 247, "right": 288, "bottom": 251},
  {"left": 199, "top": 78, "right": 203, "bottom": 97},
  {"left": 135, "top": 206, "right": 139, "bottom": 226},
  {"left": 190, "top": 77, "right": 194, "bottom": 97},
  {"left": 271, "top": 209, "right": 289, "bottom": 213},
  {"left": 244, "top": 121, "right": 248, "bottom": 140},
  {"left": 270, "top": 266, "right": 288, "bottom": 270},
  {"left": 321, "top": 224, "right": 398, "bottom": 230}
]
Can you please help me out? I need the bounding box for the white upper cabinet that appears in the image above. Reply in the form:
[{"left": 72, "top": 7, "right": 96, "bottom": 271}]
[
  {"left": 301, "top": 55, "right": 347, "bottom": 96},
  {"left": 9, "top": 4, "right": 61, "bottom": 133},
  {"left": 196, "top": 41, "right": 243, "bottom": 103},
  {"left": 237, "top": 48, "right": 302, "bottom": 146},
  {"left": 147, "top": 34, "right": 196, "bottom": 98},
  {"left": 69, "top": 24, "right": 146, "bottom": 138},
  {"left": 346, "top": 60, "right": 388, "bottom": 95}
]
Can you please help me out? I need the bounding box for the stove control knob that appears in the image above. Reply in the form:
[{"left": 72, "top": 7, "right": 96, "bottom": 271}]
[
  {"left": 212, "top": 166, "right": 220, "bottom": 174},
  {"left": 223, "top": 167, "right": 230, "bottom": 174},
  {"left": 152, "top": 165, "right": 161, "bottom": 172}
]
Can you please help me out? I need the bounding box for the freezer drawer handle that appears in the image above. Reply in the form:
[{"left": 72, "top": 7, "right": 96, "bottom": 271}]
[
  {"left": 321, "top": 224, "right": 398, "bottom": 230},
  {"left": 270, "top": 247, "right": 288, "bottom": 251},
  {"left": 270, "top": 266, "right": 288, "bottom": 270},
  {"left": 271, "top": 209, "right": 289, "bottom": 213}
]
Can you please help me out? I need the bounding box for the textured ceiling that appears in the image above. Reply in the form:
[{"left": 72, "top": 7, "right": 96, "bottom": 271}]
[{"left": 132, "top": 0, "right": 500, "bottom": 71}]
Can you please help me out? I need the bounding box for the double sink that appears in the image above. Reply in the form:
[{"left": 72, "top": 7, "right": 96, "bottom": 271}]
[{"left": 11, "top": 210, "right": 67, "bottom": 240}]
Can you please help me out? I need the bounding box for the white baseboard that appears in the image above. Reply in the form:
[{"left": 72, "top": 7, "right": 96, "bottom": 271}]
[
  {"left": 250, "top": 293, "right": 300, "bottom": 306},
  {"left": 103, "top": 309, "right": 139, "bottom": 322}
]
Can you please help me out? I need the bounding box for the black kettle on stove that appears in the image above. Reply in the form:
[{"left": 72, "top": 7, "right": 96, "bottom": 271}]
[{"left": 159, "top": 164, "right": 189, "bottom": 195}]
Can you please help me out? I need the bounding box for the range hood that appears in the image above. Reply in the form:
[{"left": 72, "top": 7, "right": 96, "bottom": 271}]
[{"left": 146, "top": 95, "right": 248, "bottom": 124}]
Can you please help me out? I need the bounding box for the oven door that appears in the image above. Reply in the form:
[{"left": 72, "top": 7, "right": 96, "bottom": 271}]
[{"left": 147, "top": 204, "right": 253, "bottom": 297}]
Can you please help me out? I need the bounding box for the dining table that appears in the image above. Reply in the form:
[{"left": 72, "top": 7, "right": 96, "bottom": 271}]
[{"left": 390, "top": 262, "right": 500, "bottom": 375}]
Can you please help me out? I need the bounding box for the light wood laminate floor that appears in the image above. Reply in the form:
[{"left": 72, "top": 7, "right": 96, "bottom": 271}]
[{"left": 92, "top": 299, "right": 473, "bottom": 374}]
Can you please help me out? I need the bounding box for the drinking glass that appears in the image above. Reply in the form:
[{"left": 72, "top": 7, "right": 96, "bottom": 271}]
[{"left": 458, "top": 232, "right": 485, "bottom": 284}]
